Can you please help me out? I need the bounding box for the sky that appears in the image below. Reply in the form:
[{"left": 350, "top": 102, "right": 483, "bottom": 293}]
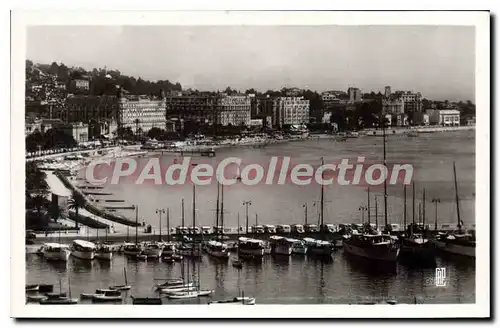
[{"left": 26, "top": 25, "right": 475, "bottom": 101}]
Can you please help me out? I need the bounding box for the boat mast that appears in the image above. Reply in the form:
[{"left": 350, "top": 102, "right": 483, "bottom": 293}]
[
  {"left": 382, "top": 115, "right": 388, "bottom": 229},
  {"left": 135, "top": 205, "right": 138, "bottom": 245},
  {"left": 220, "top": 182, "right": 224, "bottom": 243},
  {"left": 215, "top": 179, "right": 220, "bottom": 240},
  {"left": 403, "top": 184, "right": 407, "bottom": 233},
  {"left": 181, "top": 198, "right": 185, "bottom": 227},
  {"left": 124, "top": 267, "right": 128, "bottom": 286},
  {"left": 422, "top": 188, "right": 426, "bottom": 233},
  {"left": 453, "top": 162, "right": 462, "bottom": 232},
  {"left": 412, "top": 183, "right": 416, "bottom": 235},
  {"left": 237, "top": 212, "right": 240, "bottom": 257},
  {"left": 320, "top": 157, "right": 325, "bottom": 234},
  {"left": 367, "top": 187, "right": 371, "bottom": 224}
]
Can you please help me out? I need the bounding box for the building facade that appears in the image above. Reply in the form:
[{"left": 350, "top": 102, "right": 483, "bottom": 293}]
[
  {"left": 216, "top": 95, "right": 251, "bottom": 126},
  {"left": 384, "top": 86, "right": 391, "bottom": 98},
  {"left": 60, "top": 95, "right": 119, "bottom": 125},
  {"left": 74, "top": 79, "right": 90, "bottom": 90},
  {"left": 118, "top": 91, "right": 167, "bottom": 133},
  {"left": 166, "top": 95, "right": 217, "bottom": 125},
  {"left": 382, "top": 97, "right": 405, "bottom": 114},
  {"left": 427, "top": 109, "right": 460, "bottom": 126},
  {"left": 276, "top": 97, "right": 310, "bottom": 127},
  {"left": 348, "top": 87, "right": 362, "bottom": 103}
]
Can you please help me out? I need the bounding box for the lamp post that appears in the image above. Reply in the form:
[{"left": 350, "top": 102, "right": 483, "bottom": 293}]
[
  {"left": 242, "top": 200, "right": 252, "bottom": 234},
  {"left": 431, "top": 198, "right": 441, "bottom": 231},
  {"left": 359, "top": 206, "right": 368, "bottom": 224},
  {"left": 156, "top": 208, "right": 165, "bottom": 242}
]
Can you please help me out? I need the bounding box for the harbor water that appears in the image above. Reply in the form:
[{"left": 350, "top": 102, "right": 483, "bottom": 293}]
[{"left": 26, "top": 130, "right": 476, "bottom": 304}]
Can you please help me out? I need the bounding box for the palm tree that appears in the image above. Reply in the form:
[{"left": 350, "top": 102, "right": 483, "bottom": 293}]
[
  {"left": 134, "top": 119, "right": 141, "bottom": 135},
  {"left": 31, "top": 194, "right": 48, "bottom": 216},
  {"left": 68, "top": 190, "right": 86, "bottom": 229}
]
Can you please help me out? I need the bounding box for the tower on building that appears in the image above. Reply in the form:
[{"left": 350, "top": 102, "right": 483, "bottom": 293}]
[{"left": 384, "top": 86, "right": 391, "bottom": 98}]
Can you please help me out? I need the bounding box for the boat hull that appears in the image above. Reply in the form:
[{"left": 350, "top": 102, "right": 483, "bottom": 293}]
[
  {"left": 177, "top": 248, "right": 203, "bottom": 257},
  {"left": 291, "top": 245, "right": 308, "bottom": 255},
  {"left": 431, "top": 240, "right": 475, "bottom": 258},
  {"left": 207, "top": 249, "right": 231, "bottom": 259},
  {"left": 272, "top": 245, "right": 292, "bottom": 256},
  {"left": 239, "top": 248, "right": 265, "bottom": 257},
  {"left": 144, "top": 248, "right": 163, "bottom": 258},
  {"left": 71, "top": 250, "right": 95, "bottom": 260},
  {"left": 343, "top": 242, "right": 399, "bottom": 263},
  {"left": 43, "top": 249, "right": 71, "bottom": 262},
  {"left": 95, "top": 252, "right": 113, "bottom": 261}
]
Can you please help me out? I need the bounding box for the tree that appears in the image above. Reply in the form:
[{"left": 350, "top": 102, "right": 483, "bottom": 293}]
[
  {"left": 134, "top": 119, "right": 141, "bottom": 135},
  {"left": 42, "top": 128, "right": 77, "bottom": 149},
  {"left": 68, "top": 190, "right": 86, "bottom": 229},
  {"left": 26, "top": 161, "right": 49, "bottom": 195},
  {"left": 31, "top": 194, "right": 49, "bottom": 216},
  {"left": 147, "top": 127, "right": 165, "bottom": 140},
  {"left": 26, "top": 131, "right": 45, "bottom": 153}
]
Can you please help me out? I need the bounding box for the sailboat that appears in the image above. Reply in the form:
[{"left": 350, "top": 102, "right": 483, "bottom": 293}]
[
  {"left": 232, "top": 213, "right": 243, "bottom": 268},
  {"left": 177, "top": 190, "right": 202, "bottom": 258},
  {"left": 95, "top": 228, "right": 113, "bottom": 261},
  {"left": 40, "top": 277, "right": 78, "bottom": 304},
  {"left": 168, "top": 183, "right": 214, "bottom": 299},
  {"left": 207, "top": 180, "right": 230, "bottom": 259},
  {"left": 109, "top": 267, "right": 131, "bottom": 291},
  {"left": 304, "top": 158, "right": 335, "bottom": 259},
  {"left": 343, "top": 115, "right": 400, "bottom": 263},
  {"left": 123, "top": 205, "right": 143, "bottom": 257},
  {"left": 399, "top": 187, "right": 436, "bottom": 267},
  {"left": 430, "top": 162, "right": 476, "bottom": 258}
]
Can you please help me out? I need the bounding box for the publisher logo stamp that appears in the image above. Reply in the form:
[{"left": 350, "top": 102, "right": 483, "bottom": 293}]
[{"left": 435, "top": 268, "right": 447, "bottom": 287}]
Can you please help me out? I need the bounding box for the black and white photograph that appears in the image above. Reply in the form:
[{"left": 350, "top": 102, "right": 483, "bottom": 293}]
[{"left": 10, "top": 10, "right": 490, "bottom": 318}]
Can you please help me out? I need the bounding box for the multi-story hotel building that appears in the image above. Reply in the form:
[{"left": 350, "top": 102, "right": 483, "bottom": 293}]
[
  {"left": 348, "top": 87, "right": 362, "bottom": 103},
  {"left": 427, "top": 109, "right": 460, "bottom": 126},
  {"left": 382, "top": 96, "right": 405, "bottom": 114},
  {"left": 166, "top": 95, "right": 217, "bottom": 125},
  {"left": 117, "top": 90, "right": 167, "bottom": 133},
  {"left": 74, "top": 79, "right": 90, "bottom": 90},
  {"left": 216, "top": 95, "right": 251, "bottom": 126},
  {"left": 58, "top": 95, "right": 119, "bottom": 125},
  {"left": 276, "top": 96, "right": 310, "bottom": 127}
]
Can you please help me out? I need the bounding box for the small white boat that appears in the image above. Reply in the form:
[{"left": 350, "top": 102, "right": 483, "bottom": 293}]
[
  {"left": 206, "top": 240, "right": 231, "bottom": 259},
  {"left": 154, "top": 279, "right": 188, "bottom": 290},
  {"left": 161, "top": 243, "right": 176, "bottom": 257},
  {"left": 71, "top": 240, "right": 96, "bottom": 260},
  {"left": 26, "top": 295, "right": 48, "bottom": 302},
  {"left": 167, "top": 290, "right": 214, "bottom": 299},
  {"left": 159, "top": 285, "right": 197, "bottom": 294},
  {"left": 80, "top": 291, "right": 103, "bottom": 299},
  {"left": 40, "top": 296, "right": 78, "bottom": 304},
  {"left": 96, "top": 288, "right": 119, "bottom": 294},
  {"left": 92, "top": 290, "right": 123, "bottom": 303},
  {"left": 42, "top": 243, "right": 71, "bottom": 262},
  {"left": 209, "top": 297, "right": 256, "bottom": 305},
  {"left": 25, "top": 284, "right": 39, "bottom": 292},
  {"left": 109, "top": 268, "right": 131, "bottom": 291}
]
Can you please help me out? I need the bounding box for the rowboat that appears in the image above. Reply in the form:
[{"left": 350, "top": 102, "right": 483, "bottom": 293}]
[
  {"left": 167, "top": 290, "right": 214, "bottom": 299},
  {"left": 26, "top": 295, "right": 48, "bottom": 302},
  {"left": 159, "top": 285, "right": 197, "bottom": 294},
  {"left": 25, "top": 284, "right": 39, "bottom": 292},
  {"left": 92, "top": 290, "right": 123, "bottom": 303},
  {"left": 209, "top": 297, "right": 256, "bottom": 305}
]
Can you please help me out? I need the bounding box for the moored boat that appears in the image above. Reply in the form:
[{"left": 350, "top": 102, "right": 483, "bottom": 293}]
[
  {"left": 167, "top": 289, "right": 213, "bottom": 299},
  {"left": 206, "top": 240, "right": 231, "bottom": 259},
  {"left": 144, "top": 242, "right": 163, "bottom": 258},
  {"left": 159, "top": 285, "right": 197, "bottom": 294},
  {"left": 25, "top": 284, "right": 39, "bottom": 292},
  {"left": 71, "top": 240, "right": 96, "bottom": 260},
  {"left": 343, "top": 233, "right": 399, "bottom": 263},
  {"left": 92, "top": 290, "right": 123, "bottom": 303},
  {"left": 209, "top": 296, "right": 256, "bottom": 305},
  {"left": 269, "top": 236, "right": 293, "bottom": 256},
  {"left": 238, "top": 237, "right": 265, "bottom": 258},
  {"left": 42, "top": 243, "right": 71, "bottom": 262},
  {"left": 95, "top": 244, "right": 113, "bottom": 261}
]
